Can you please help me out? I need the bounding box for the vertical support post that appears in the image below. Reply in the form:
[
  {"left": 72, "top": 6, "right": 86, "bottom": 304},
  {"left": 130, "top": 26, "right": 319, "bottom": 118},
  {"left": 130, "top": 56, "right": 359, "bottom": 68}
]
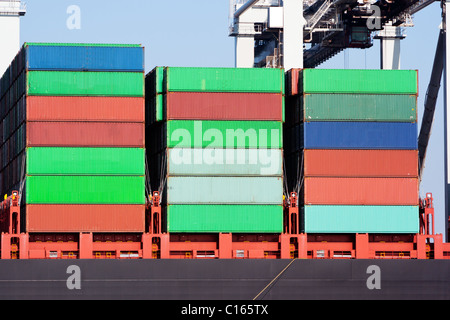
[
  {"left": 298, "top": 234, "right": 308, "bottom": 259},
  {"left": 445, "top": 0, "right": 450, "bottom": 243},
  {"left": 1, "top": 234, "right": 11, "bottom": 260},
  {"left": 235, "top": 36, "right": 255, "bottom": 68},
  {"left": 141, "top": 233, "right": 153, "bottom": 259},
  {"left": 159, "top": 234, "right": 170, "bottom": 259},
  {"left": 219, "top": 233, "right": 233, "bottom": 259},
  {"left": 79, "top": 233, "right": 93, "bottom": 259},
  {"left": 280, "top": 234, "right": 292, "bottom": 259},
  {"left": 378, "top": 22, "right": 405, "bottom": 70},
  {"left": 355, "top": 234, "right": 369, "bottom": 259},
  {"left": 434, "top": 234, "right": 444, "bottom": 259},
  {"left": 19, "top": 234, "right": 28, "bottom": 259},
  {"left": 283, "top": 0, "right": 304, "bottom": 70},
  {"left": 416, "top": 234, "right": 428, "bottom": 260}
]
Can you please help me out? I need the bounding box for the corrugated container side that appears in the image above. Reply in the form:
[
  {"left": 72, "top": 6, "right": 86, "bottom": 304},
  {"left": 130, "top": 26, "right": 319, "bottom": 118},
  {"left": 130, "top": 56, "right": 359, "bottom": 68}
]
[
  {"left": 27, "top": 147, "right": 145, "bottom": 176},
  {"left": 165, "top": 67, "right": 285, "bottom": 93},
  {"left": 26, "top": 45, "right": 145, "bottom": 71},
  {"left": 304, "top": 205, "right": 420, "bottom": 234},
  {"left": 300, "top": 69, "right": 418, "bottom": 94},
  {"left": 27, "top": 122, "right": 145, "bottom": 148},
  {"left": 303, "top": 94, "right": 417, "bottom": 122},
  {"left": 26, "top": 96, "right": 145, "bottom": 122},
  {"left": 167, "top": 148, "right": 283, "bottom": 176},
  {"left": 26, "top": 204, "right": 145, "bottom": 232},
  {"left": 167, "top": 205, "right": 283, "bottom": 233},
  {"left": 166, "top": 120, "right": 283, "bottom": 149},
  {"left": 26, "top": 175, "right": 146, "bottom": 204},
  {"left": 26, "top": 71, "right": 144, "bottom": 97},
  {"left": 166, "top": 92, "right": 284, "bottom": 121},
  {"left": 166, "top": 176, "right": 283, "bottom": 205},
  {"left": 304, "top": 150, "right": 419, "bottom": 177},
  {"left": 304, "top": 177, "right": 419, "bottom": 205},
  {"left": 303, "top": 122, "right": 418, "bottom": 150}
]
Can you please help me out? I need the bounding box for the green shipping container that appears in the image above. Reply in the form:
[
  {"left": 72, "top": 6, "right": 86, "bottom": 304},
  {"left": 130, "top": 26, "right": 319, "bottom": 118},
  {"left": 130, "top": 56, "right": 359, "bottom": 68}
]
[
  {"left": 26, "top": 176, "right": 145, "bottom": 204},
  {"left": 27, "top": 147, "right": 145, "bottom": 175},
  {"left": 303, "top": 94, "right": 417, "bottom": 122},
  {"left": 167, "top": 205, "right": 283, "bottom": 233},
  {"left": 166, "top": 120, "right": 283, "bottom": 149},
  {"left": 27, "top": 71, "right": 144, "bottom": 96},
  {"left": 301, "top": 69, "right": 418, "bottom": 94},
  {"left": 164, "top": 67, "right": 285, "bottom": 93},
  {"left": 304, "top": 206, "right": 419, "bottom": 234}
]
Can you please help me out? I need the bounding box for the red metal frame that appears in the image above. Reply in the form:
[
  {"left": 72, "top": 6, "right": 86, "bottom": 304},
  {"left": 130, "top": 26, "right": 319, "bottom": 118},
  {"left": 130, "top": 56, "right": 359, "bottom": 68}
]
[{"left": 0, "top": 191, "right": 449, "bottom": 260}]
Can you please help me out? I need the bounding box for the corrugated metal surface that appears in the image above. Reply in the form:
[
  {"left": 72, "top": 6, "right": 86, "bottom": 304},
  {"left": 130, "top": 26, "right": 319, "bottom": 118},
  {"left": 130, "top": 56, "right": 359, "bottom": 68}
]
[
  {"left": 303, "top": 122, "right": 418, "bottom": 150},
  {"left": 304, "top": 150, "right": 418, "bottom": 177},
  {"left": 166, "top": 92, "right": 284, "bottom": 121},
  {"left": 300, "top": 69, "right": 418, "bottom": 94},
  {"left": 303, "top": 94, "right": 417, "bottom": 122},
  {"left": 27, "top": 147, "right": 145, "bottom": 175},
  {"left": 167, "top": 205, "right": 283, "bottom": 233},
  {"left": 304, "top": 177, "right": 419, "bottom": 205},
  {"left": 167, "top": 148, "right": 283, "bottom": 176},
  {"left": 27, "top": 122, "right": 145, "bottom": 147},
  {"left": 26, "top": 45, "right": 144, "bottom": 71},
  {"left": 304, "top": 206, "right": 420, "bottom": 234},
  {"left": 26, "top": 71, "right": 144, "bottom": 97},
  {"left": 164, "top": 67, "right": 285, "bottom": 93},
  {"left": 167, "top": 176, "right": 283, "bottom": 204},
  {"left": 26, "top": 176, "right": 145, "bottom": 204},
  {"left": 26, "top": 96, "right": 145, "bottom": 122},
  {"left": 166, "top": 120, "right": 283, "bottom": 149},
  {"left": 26, "top": 204, "right": 145, "bottom": 232}
]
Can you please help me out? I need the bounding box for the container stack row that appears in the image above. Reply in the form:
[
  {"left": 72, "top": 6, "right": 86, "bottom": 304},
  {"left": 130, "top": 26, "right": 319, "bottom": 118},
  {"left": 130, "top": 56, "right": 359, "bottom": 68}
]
[
  {"left": 146, "top": 67, "right": 285, "bottom": 233},
  {"left": 285, "top": 69, "right": 420, "bottom": 234},
  {"left": 0, "top": 43, "right": 146, "bottom": 233}
]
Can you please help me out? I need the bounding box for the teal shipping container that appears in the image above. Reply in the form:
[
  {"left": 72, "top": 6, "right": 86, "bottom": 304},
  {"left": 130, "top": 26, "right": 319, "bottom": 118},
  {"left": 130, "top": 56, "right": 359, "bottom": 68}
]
[
  {"left": 304, "top": 206, "right": 420, "bottom": 234},
  {"left": 166, "top": 176, "right": 283, "bottom": 205}
]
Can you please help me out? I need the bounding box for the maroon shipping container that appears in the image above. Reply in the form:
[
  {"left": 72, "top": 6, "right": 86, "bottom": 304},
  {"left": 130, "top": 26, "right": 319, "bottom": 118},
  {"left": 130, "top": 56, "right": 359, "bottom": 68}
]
[
  {"left": 27, "top": 121, "right": 145, "bottom": 147},
  {"left": 27, "top": 96, "right": 145, "bottom": 122},
  {"left": 165, "top": 92, "right": 283, "bottom": 121},
  {"left": 304, "top": 150, "right": 419, "bottom": 177},
  {"left": 304, "top": 177, "right": 419, "bottom": 205},
  {"left": 27, "top": 205, "right": 145, "bottom": 232}
]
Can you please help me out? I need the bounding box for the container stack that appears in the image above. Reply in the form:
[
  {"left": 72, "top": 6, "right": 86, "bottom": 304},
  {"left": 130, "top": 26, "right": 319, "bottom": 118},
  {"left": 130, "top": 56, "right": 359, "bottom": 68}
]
[
  {"left": 0, "top": 43, "right": 146, "bottom": 233},
  {"left": 285, "top": 69, "right": 420, "bottom": 234},
  {"left": 146, "top": 67, "right": 285, "bottom": 233}
]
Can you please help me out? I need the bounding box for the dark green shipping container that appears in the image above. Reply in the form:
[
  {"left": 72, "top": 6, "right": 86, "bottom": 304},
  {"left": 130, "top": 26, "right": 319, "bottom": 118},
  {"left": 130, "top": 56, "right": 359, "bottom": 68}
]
[{"left": 303, "top": 94, "right": 417, "bottom": 122}]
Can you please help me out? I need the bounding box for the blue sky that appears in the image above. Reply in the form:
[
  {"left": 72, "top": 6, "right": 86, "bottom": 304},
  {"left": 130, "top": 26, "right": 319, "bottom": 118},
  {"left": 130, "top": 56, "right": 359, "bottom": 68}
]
[{"left": 20, "top": 1, "right": 447, "bottom": 235}]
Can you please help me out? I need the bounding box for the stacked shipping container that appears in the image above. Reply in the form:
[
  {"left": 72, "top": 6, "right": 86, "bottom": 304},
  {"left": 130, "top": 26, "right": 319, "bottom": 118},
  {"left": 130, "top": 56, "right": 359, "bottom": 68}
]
[
  {"left": 146, "top": 67, "right": 285, "bottom": 233},
  {"left": 285, "top": 69, "right": 420, "bottom": 234},
  {"left": 0, "top": 43, "right": 146, "bottom": 232}
]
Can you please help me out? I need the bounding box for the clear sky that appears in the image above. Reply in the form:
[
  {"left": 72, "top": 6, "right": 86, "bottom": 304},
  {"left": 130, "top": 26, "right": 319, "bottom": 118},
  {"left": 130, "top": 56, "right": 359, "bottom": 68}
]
[{"left": 19, "top": 1, "right": 447, "bottom": 236}]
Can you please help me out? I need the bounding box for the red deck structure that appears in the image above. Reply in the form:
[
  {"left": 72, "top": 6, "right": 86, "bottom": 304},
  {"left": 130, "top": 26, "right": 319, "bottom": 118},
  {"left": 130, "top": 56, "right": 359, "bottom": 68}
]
[{"left": 1, "top": 191, "right": 449, "bottom": 260}]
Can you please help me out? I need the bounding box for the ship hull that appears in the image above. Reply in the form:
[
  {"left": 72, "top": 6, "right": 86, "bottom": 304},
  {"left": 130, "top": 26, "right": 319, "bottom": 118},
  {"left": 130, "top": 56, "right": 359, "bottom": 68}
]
[{"left": 0, "top": 259, "right": 448, "bottom": 300}]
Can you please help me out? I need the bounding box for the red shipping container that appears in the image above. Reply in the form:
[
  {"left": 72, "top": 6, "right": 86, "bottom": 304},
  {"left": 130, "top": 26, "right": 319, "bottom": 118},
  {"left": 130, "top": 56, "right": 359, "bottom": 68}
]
[
  {"left": 26, "top": 205, "right": 145, "bottom": 232},
  {"left": 304, "top": 177, "right": 419, "bottom": 205},
  {"left": 166, "top": 92, "right": 283, "bottom": 121},
  {"left": 26, "top": 96, "right": 145, "bottom": 122},
  {"left": 27, "top": 121, "right": 145, "bottom": 147},
  {"left": 304, "top": 150, "right": 419, "bottom": 177}
]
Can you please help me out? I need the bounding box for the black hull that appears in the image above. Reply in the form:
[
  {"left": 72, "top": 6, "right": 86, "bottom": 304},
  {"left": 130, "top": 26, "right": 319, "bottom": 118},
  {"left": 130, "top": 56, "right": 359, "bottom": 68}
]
[{"left": 0, "top": 259, "right": 448, "bottom": 300}]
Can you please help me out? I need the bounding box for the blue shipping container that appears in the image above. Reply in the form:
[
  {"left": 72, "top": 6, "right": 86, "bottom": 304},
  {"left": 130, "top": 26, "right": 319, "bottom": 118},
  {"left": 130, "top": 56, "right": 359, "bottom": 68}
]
[
  {"left": 303, "top": 122, "right": 418, "bottom": 150},
  {"left": 25, "top": 44, "right": 144, "bottom": 72}
]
